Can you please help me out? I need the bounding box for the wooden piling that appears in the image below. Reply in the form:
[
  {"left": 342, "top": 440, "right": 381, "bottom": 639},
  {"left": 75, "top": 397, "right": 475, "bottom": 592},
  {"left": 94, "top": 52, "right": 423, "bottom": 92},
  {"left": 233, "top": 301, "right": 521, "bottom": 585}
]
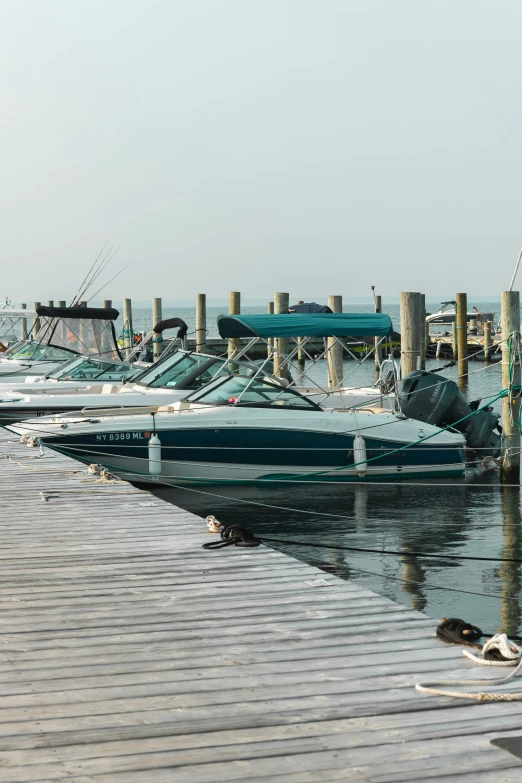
[
  {"left": 274, "top": 292, "right": 289, "bottom": 378},
  {"left": 501, "top": 289, "right": 521, "bottom": 482},
  {"left": 152, "top": 298, "right": 163, "bottom": 361},
  {"left": 420, "top": 294, "right": 426, "bottom": 370},
  {"left": 32, "top": 302, "right": 41, "bottom": 337},
  {"left": 456, "top": 293, "right": 468, "bottom": 381},
  {"left": 296, "top": 300, "right": 305, "bottom": 369},
  {"left": 57, "top": 300, "right": 66, "bottom": 308},
  {"left": 267, "top": 301, "right": 274, "bottom": 358},
  {"left": 484, "top": 320, "right": 492, "bottom": 362},
  {"left": 195, "top": 294, "right": 206, "bottom": 353},
  {"left": 122, "top": 298, "right": 133, "bottom": 360},
  {"left": 228, "top": 292, "right": 241, "bottom": 359},
  {"left": 20, "top": 303, "right": 27, "bottom": 340},
  {"left": 451, "top": 322, "right": 457, "bottom": 359},
  {"left": 77, "top": 302, "right": 88, "bottom": 352},
  {"left": 399, "top": 292, "right": 422, "bottom": 377},
  {"left": 424, "top": 309, "right": 430, "bottom": 364},
  {"left": 47, "top": 300, "right": 54, "bottom": 308},
  {"left": 102, "top": 300, "right": 112, "bottom": 309},
  {"left": 327, "top": 295, "right": 343, "bottom": 388},
  {"left": 374, "top": 295, "right": 382, "bottom": 369}
]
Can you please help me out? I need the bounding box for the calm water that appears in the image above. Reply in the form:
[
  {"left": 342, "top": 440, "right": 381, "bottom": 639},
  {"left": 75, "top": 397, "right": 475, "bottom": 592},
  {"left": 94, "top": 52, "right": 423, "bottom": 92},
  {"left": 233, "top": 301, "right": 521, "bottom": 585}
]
[{"left": 121, "top": 299, "right": 522, "bottom": 637}]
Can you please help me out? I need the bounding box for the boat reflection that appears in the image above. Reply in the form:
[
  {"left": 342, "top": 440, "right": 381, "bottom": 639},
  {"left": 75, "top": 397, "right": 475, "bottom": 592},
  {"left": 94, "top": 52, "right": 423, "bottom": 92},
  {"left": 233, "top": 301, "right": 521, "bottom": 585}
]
[
  {"left": 146, "top": 468, "right": 519, "bottom": 635},
  {"left": 499, "top": 485, "right": 522, "bottom": 637}
]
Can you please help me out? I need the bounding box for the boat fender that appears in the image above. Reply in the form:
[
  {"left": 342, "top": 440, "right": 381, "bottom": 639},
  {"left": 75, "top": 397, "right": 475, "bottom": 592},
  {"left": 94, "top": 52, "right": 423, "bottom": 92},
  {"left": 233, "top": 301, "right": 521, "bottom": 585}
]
[
  {"left": 148, "top": 433, "right": 162, "bottom": 475},
  {"left": 353, "top": 433, "right": 367, "bottom": 477}
]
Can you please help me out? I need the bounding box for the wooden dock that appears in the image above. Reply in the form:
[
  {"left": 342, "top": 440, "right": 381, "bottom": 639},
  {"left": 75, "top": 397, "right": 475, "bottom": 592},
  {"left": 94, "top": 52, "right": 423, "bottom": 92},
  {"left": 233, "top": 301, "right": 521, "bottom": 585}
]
[
  {"left": 0, "top": 430, "right": 522, "bottom": 781},
  {"left": 164, "top": 333, "right": 504, "bottom": 362},
  {"left": 427, "top": 332, "right": 503, "bottom": 361}
]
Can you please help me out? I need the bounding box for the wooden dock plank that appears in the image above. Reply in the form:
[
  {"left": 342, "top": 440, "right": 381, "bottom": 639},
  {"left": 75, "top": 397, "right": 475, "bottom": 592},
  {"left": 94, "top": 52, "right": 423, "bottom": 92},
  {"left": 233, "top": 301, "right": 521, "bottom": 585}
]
[{"left": 0, "top": 430, "right": 520, "bottom": 781}]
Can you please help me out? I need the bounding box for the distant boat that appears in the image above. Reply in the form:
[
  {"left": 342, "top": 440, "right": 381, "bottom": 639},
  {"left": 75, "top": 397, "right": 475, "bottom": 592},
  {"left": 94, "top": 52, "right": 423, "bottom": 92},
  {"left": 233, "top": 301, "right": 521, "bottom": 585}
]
[
  {"left": 426, "top": 301, "right": 494, "bottom": 326},
  {"left": 0, "top": 300, "right": 38, "bottom": 349}
]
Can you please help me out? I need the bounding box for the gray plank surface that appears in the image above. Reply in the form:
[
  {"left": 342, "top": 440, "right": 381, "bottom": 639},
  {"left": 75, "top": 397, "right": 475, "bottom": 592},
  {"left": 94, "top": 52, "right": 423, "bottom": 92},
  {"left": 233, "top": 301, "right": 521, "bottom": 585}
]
[{"left": 0, "top": 429, "right": 520, "bottom": 781}]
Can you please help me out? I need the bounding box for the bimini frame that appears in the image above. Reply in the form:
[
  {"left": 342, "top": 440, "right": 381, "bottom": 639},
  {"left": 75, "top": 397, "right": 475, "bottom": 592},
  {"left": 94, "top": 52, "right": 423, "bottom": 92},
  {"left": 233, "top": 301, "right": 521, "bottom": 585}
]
[{"left": 217, "top": 312, "right": 400, "bottom": 410}]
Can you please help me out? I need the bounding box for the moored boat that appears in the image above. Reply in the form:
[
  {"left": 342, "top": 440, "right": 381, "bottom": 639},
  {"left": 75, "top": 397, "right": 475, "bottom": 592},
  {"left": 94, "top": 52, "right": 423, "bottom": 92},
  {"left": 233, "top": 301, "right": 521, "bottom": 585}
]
[
  {"left": 0, "top": 304, "right": 121, "bottom": 379},
  {"left": 11, "top": 372, "right": 467, "bottom": 485}
]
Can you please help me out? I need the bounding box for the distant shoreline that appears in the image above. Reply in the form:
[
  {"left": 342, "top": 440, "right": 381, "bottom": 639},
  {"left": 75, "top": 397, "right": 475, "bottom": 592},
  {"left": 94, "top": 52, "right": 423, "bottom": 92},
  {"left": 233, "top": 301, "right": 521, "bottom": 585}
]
[{"left": 85, "top": 296, "right": 503, "bottom": 308}]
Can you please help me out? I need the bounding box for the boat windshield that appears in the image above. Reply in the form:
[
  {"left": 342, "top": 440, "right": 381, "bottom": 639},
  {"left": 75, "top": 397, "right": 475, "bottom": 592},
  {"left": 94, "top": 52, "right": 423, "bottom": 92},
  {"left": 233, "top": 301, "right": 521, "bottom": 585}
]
[
  {"left": 2, "top": 341, "right": 75, "bottom": 362},
  {"left": 50, "top": 357, "right": 134, "bottom": 382},
  {"left": 133, "top": 351, "right": 231, "bottom": 389},
  {"left": 186, "top": 375, "right": 320, "bottom": 410}
]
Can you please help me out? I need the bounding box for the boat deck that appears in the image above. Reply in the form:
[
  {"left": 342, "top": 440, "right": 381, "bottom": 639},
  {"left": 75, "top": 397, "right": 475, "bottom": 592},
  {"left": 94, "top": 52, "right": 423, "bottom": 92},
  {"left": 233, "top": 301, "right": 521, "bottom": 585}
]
[{"left": 0, "top": 429, "right": 521, "bottom": 781}]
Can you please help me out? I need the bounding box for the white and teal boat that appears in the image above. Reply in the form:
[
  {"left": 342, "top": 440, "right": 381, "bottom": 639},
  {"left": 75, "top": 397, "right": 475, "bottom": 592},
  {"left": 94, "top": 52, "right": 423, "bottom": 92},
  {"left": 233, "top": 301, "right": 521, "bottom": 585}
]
[{"left": 11, "top": 371, "right": 466, "bottom": 484}]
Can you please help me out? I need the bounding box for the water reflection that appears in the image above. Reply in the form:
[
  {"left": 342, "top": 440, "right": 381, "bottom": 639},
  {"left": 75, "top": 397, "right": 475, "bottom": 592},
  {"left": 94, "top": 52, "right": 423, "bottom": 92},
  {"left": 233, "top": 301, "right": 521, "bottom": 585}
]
[
  {"left": 457, "top": 374, "right": 469, "bottom": 395},
  {"left": 400, "top": 550, "right": 427, "bottom": 613},
  {"left": 353, "top": 484, "right": 369, "bottom": 527},
  {"left": 148, "top": 466, "right": 520, "bottom": 632},
  {"left": 499, "top": 486, "right": 522, "bottom": 636}
]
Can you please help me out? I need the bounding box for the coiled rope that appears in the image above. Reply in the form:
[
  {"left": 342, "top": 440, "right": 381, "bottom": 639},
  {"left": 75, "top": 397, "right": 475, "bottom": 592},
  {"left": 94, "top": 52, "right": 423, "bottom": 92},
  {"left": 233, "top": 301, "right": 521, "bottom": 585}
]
[{"left": 463, "top": 635, "right": 522, "bottom": 667}]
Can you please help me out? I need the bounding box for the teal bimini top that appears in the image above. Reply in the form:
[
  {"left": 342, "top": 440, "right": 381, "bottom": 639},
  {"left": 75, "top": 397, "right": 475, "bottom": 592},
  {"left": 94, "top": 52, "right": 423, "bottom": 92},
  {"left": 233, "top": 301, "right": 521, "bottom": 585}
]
[{"left": 217, "top": 312, "right": 393, "bottom": 339}]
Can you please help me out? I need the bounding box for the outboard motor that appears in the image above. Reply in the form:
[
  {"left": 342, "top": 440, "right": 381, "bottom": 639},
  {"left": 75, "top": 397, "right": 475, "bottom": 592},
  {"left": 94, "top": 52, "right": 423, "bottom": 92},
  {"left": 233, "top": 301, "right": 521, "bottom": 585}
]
[{"left": 398, "top": 370, "right": 501, "bottom": 457}]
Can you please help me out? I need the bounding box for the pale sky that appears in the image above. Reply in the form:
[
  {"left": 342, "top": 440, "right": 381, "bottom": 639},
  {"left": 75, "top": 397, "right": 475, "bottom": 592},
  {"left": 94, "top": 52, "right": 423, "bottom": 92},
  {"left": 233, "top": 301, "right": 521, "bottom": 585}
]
[{"left": 1, "top": 0, "right": 521, "bottom": 303}]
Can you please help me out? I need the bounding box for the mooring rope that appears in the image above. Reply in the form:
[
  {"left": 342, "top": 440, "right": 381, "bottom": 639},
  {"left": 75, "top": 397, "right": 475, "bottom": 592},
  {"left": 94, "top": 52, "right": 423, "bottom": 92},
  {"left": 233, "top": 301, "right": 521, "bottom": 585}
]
[
  {"left": 462, "top": 635, "right": 522, "bottom": 667},
  {"left": 415, "top": 658, "right": 522, "bottom": 700}
]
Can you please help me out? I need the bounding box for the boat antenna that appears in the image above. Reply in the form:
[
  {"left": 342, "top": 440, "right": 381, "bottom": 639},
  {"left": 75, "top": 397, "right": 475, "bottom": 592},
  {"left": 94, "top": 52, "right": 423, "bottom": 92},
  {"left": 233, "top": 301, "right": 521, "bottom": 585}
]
[
  {"left": 87, "top": 261, "right": 132, "bottom": 302},
  {"left": 509, "top": 246, "right": 522, "bottom": 291},
  {"left": 371, "top": 285, "right": 377, "bottom": 307},
  {"left": 79, "top": 245, "right": 122, "bottom": 303},
  {"left": 69, "top": 242, "right": 109, "bottom": 306},
  {"left": 75, "top": 244, "right": 116, "bottom": 304},
  {"left": 75, "top": 244, "right": 114, "bottom": 303}
]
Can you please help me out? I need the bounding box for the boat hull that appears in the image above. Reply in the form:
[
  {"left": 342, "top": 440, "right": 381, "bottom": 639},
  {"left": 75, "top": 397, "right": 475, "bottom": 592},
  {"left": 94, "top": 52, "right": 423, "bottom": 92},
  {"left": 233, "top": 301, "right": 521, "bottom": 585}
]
[
  {"left": 0, "top": 360, "right": 64, "bottom": 379},
  {"left": 38, "top": 421, "right": 467, "bottom": 485}
]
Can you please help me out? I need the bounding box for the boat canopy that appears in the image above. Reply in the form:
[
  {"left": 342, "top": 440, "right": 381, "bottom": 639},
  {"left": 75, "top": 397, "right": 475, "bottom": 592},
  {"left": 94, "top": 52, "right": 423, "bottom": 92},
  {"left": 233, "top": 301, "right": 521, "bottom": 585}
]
[
  {"left": 29, "top": 306, "right": 122, "bottom": 360},
  {"left": 36, "top": 305, "right": 119, "bottom": 320},
  {"left": 217, "top": 313, "right": 393, "bottom": 339}
]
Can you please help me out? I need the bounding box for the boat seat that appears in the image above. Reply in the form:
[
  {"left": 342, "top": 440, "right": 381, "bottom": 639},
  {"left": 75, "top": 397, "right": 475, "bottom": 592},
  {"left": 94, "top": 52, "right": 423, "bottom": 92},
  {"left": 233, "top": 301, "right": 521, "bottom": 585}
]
[{"left": 101, "top": 384, "right": 119, "bottom": 394}]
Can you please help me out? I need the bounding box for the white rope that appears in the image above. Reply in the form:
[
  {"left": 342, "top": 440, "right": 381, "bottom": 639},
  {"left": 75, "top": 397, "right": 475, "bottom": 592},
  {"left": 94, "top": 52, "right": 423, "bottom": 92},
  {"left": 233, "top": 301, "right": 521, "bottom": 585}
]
[
  {"left": 416, "top": 637, "right": 522, "bottom": 700},
  {"left": 462, "top": 634, "right": 522, "bottom": 667},
  {"left": 3, "top": 453, "right": 39, "bottom": 470}
]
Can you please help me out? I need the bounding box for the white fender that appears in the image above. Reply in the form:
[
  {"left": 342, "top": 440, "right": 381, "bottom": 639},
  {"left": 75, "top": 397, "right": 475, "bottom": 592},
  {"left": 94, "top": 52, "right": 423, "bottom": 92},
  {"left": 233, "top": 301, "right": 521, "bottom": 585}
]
[
  {"left": 353, "top": 433, "right": 367, "bottom": 477},
  {"left": 148, "top": 433, "right": 162, "bottom": 475}
]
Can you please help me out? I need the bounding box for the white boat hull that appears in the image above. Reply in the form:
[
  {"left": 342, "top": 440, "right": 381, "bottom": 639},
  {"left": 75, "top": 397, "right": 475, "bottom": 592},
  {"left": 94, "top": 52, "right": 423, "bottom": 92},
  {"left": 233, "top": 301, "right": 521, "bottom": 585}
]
[{"left": 12, "top": 405, "right": 467, "bottom": 485}]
